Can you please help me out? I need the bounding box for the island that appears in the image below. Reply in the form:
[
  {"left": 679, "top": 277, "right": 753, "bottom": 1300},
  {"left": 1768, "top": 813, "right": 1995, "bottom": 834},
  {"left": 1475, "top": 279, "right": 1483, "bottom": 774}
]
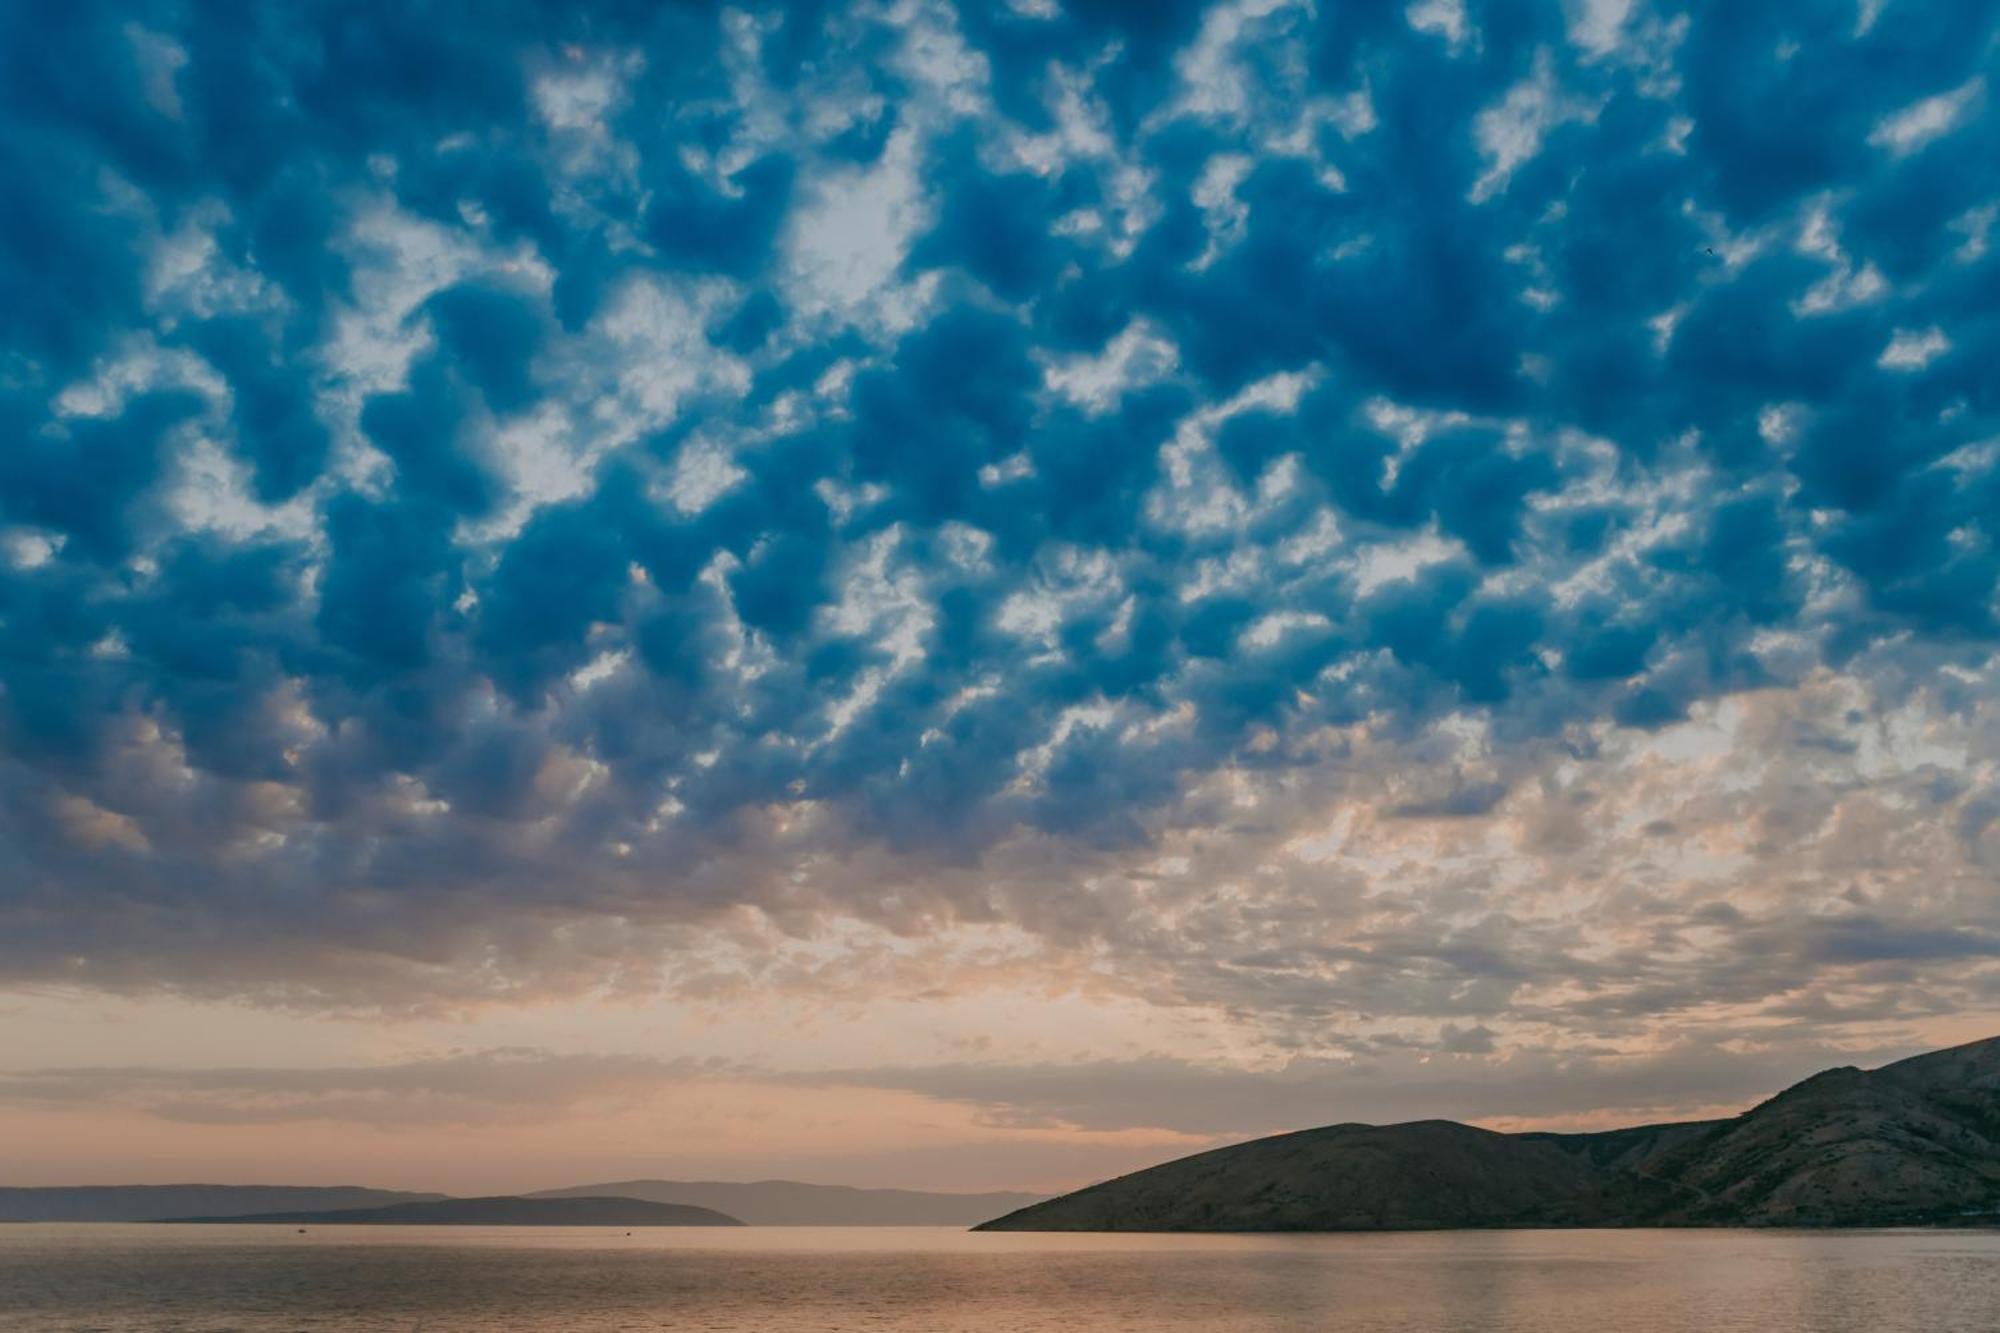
[
  {"left": 529, "top": 1179, "right": 1046, "bottom": 1226},
  {"left": 977, "top": 1034, "right": 2000, "bottom": 1231},
  {"left": 1, "top": 1179, "right": 1044, "bottom": 1226},
  {"left": 163, "top": 1195, "right": 743, "bottom": 1227}
]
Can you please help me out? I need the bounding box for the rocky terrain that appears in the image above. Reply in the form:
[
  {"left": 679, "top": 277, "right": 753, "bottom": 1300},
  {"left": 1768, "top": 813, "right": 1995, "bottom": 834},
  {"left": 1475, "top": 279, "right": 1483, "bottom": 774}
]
[{"left": 978, "top": 1035, "right": 2000, "bottom": 1231}]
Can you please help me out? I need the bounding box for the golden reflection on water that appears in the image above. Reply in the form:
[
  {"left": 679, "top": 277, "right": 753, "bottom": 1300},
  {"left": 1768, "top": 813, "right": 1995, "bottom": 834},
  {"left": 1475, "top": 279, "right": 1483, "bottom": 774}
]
[{"left": 2, "top": 1224, "right": 1997, "bottom": 1332}]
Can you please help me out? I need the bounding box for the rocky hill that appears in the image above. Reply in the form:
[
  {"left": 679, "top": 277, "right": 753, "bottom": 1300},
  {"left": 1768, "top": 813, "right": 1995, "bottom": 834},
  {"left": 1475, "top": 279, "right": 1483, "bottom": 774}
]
[{"left": 978, "top": 1035, "right": 2000, "bottom": 1231}]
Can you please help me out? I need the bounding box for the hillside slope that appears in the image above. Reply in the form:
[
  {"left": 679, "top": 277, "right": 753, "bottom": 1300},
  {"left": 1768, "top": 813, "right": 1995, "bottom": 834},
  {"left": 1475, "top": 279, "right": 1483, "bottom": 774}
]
[
  {"left": 977, "top": 1120, "right": 1607, "bottom": 1231},
  {"left": 979, "top": 1036, "right": 2000, "bottom": 1231}
]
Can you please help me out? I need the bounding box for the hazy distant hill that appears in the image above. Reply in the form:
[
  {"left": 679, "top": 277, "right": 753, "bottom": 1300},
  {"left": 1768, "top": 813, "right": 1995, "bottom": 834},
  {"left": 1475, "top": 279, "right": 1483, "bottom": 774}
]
[
  {"left": 0, "top": 1185, "right": 446, "bottom": 1223},
  {"left": 166, "top": 1195, "right": 742, "bottom": 1226},
  {"left": 3, "top": 1179, "right": 1044, "bottom": 1227},
  {"left": 979, "top": 1035, "right": 2000, "bottom": 1231},
  {"left": 532, "top": 1179, "right": 1047, "bottom": 1225}
]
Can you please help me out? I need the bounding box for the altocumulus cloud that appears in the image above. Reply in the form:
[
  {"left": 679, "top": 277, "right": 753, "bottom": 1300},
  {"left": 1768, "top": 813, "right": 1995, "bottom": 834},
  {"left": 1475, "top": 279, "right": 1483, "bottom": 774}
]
[
  {"left": 0, "top": 1050, "right": 732, "bottom": 1127},
  {"left": 0, "top": 1032, "right": 1917, "bottom": 1138},
  {"left": 2, "top": 0, "right": 2000, "bottom": 1077}
]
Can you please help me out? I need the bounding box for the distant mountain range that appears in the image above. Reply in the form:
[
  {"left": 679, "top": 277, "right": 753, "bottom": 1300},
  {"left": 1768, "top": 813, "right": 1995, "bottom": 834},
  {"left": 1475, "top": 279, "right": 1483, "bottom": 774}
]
[
  {"left": 0, "top": 1186, "right": 445, "bottom": 1223},
  {"left": 529, "top": 1179, "right": 1046, "bottom": 1226},
  {"left": 979, "top": 1035, "right": 2000, "bottom": 1231},
  {"left": 167, "top": 1195, "right": 741, "bottom": 1227},
  {"left": 2, "top": 1179, "right": 1043, "bottom": 1227}
]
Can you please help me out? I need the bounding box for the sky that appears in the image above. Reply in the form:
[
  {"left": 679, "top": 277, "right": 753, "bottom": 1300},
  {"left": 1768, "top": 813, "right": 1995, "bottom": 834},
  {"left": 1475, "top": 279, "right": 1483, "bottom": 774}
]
[{"left": 2, "top": 0, "right": 1999, "bottom": 1196}]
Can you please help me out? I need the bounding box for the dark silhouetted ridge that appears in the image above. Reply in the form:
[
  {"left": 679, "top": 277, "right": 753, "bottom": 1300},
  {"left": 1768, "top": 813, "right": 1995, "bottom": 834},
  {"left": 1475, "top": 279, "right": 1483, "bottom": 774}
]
[{"left": 978, "top": 1036, "right": 2000, "bottom": 1231}]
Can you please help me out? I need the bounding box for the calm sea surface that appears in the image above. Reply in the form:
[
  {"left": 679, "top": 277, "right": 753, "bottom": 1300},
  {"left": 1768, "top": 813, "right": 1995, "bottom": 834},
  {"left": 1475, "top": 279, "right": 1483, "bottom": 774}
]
[{"left": 3, "top": 1224, "right": 1999, "bottom": 1331}]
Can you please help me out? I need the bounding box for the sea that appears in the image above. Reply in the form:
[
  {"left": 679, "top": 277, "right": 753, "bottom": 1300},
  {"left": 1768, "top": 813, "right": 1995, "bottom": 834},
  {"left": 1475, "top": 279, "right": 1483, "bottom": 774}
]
[{"left": 3, "top": 1223, "right": 1998, "bottom": 1331}]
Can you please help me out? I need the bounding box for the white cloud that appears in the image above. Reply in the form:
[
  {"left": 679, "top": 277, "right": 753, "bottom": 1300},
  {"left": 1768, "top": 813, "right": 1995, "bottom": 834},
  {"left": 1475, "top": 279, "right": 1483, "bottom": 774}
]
[
  {"left": 1406, "top": 0, "right": 1470, "bottom": 49},
  {"left": 1471, "top": 52, "right": 1595, "bottom": 203},
  {"left": 124, "top": 24, "right": 188, "bottom": 120},
  {"left": 1566, "top": 0, "right": 1634, "bottom": 58},
  {"left": 1044, "top": 321, "right": 1179, "bottom": 414},
  {"left": 1868, "top": 78, "right": 1984, "bottom": 156},
  {"left": 786, "top": 127, "right": 929, "bottom": 321},
  {"left": 531, "top": 48, "right": 643, "bottom": 180},
  {"left": 1878, "top": 326, "right": 1950, "bottom": 371}
]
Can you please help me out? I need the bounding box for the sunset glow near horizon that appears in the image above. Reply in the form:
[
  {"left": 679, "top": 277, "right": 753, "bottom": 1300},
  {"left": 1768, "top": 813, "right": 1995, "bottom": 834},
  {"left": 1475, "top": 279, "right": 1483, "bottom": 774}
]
[{"left": 3, "top": 0, "right": 2000, "bottom": 1195}]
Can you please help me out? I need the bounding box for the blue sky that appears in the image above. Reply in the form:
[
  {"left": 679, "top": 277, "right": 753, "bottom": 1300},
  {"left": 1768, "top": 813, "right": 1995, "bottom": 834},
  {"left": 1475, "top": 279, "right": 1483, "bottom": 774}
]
[{"left": 2, "top": 0, "right": 1999, "bottom": 1190}]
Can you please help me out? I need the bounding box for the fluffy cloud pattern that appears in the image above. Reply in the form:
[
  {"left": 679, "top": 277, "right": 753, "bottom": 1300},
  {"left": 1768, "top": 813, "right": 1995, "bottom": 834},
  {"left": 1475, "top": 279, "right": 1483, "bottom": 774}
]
[{"left": 3, "top": 0, "right": 1999, "bottom": 1085}]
